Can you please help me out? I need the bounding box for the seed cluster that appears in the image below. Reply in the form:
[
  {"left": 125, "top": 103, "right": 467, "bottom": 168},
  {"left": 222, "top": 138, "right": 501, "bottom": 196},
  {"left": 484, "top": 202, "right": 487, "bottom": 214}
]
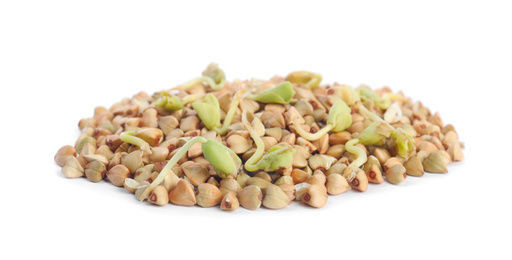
[{"left": 54, "top": 64, "right": 464, "bottom": 211}]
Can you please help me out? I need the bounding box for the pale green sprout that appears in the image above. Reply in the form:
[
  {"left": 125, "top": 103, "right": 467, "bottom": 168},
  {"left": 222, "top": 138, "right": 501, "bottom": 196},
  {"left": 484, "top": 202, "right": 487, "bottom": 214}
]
[
  {"left": 193, "top": 88, "right": 246, "bottom": 135},
  {"left": 119, "top": 131, "right": 152, "bottom": 154},
  {"left": 292, "top": 100, "right": 352, "bottom": 141},
  {"left": 154, "top": 92, "right": 184, "bottom": 111},
  {"left": 215, "top": 88, "right": 247, "bottom": 135},
  {"left": 202, "top": 62, "right": 226, "bottom": 86},
  {"left": 358, "top": 86, "right": 391, "bottom": 110},
  {"left": 391, "top": 128, "right": 415, "bottom": 158},
  {"left": 357, "top": 101, "right": 388, "bottom": 124},
  {"left": 202, "top": 138, "right": 242, "bottom": 178},
  {"left": 245, "top": 81, "right": 295, "bottom": 104},
  {"left": 285, "top": 71, "right": 323, "bottom": 89},
  {"left": 343, "top": 138, "right": 367, "bottom": 181},
  {"left": 241, "top": 105, "right": 265, "bottom": 171},
  {"left": 254, "top": 145, "right": 295, "bottom": 172},
  {"left": 192, "top": 94, "right": 222, "bottom": 131},
  {"left": 328, "top": 100, "right": 353, "bottom": 132},
  {"left": 357, "top": 102, "right": 416, "bottom": 159},
  {"left": 138, "top": 136, "right": 240, "bottom": 201},
  {"left": 358, "top": 121, "right": 394, "bottom": 146},
  {"left": 179, "top": 63, "right": 226, "bottom": 91},
  {"left": 242, "top": 103, "right": 295, "bottom": 172},
  {"left": 358, "top": 86, "right": 406, "bottom": 110}
]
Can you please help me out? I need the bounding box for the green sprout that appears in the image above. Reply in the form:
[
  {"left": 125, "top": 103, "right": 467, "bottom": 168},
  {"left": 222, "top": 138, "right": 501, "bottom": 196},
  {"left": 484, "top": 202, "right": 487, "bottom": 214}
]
[
  {"left": 242, "top": 103, "right": 295, "bottom": 172},
  {"left": 357, "top": 102, "right": 416, "bottom": 159},
  {"left": 358, "top": 98, "right": 391, "bottom": 123},
  {"left": 391, "top": 128, "right": 415, "bottom": 158},
  {"left": 192, "top": 94, "right": 222, "bottom": 131},
  {"left": 292, "top": 100, "right": 352, "bottom": 141},
  {"left": 254, "top": 145, "right": 295, "bottom": 172},
  {"left": 343, "top": 138, "right": 368, "bottom": 181},
  {"left": 285, "top": 71, "right": 323, "bottom": 89},
  {"left": 245, "top": 81, "right": 295, "bottom": 104},
  {"left": 154, "top": 92, "right": 184, "bottom": 111},
  {"left": 241, "top": 107, "right": 265, "bottom": 171},
  {"left": 201, "top": 138, "right": 242, "bottom": 178},
  {"left": 119, "top": 131, "right": 152, "bottom": 154},
  {"left": 138, "top": 136, "right": 240, "bottom": 201},
  {"left": 358, "top": 86, "right": 391, "bottom": 110},
  {"left": 179, "top": 63, "right": 226, "bottom": 91},
  {"left": 193, "top": 88, "right": 246, "bottom": 135},
  {"left": 358, "top": 86, "right": 406, "bottom": 110},
  {"left": 358, "top": 121, "right": 394, "bottom": 146}
]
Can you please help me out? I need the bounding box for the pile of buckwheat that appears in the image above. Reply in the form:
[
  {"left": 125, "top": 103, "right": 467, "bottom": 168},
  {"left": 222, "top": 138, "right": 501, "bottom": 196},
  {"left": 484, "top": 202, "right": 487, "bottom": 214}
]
[{"left": 54, "top": 63, "right": 464, "bottom": 211}]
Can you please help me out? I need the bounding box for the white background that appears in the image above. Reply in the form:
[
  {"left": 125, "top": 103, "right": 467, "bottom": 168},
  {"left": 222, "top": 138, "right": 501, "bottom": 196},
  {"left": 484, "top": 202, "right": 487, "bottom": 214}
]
[{"left": 1, "top": 1, "right": 511, "bottom": 259}]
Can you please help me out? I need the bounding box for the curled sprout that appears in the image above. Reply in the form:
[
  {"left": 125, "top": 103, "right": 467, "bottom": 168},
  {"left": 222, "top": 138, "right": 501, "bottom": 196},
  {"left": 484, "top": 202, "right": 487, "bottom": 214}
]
[
  {"left": 202, "top": 63, "right": 226, "bottom": 86},
  {"left": 139, "top": 136, "right": 240, "bottom": 201},
  {"left": 286, "top": 71, "right": 323, "bottom": 89},
  {"left": 193, "top": 88, "right": 247, "bottom": 135},
  {"left": 241, "top": 104, "right": 266, "bottom": 171},
  {"left": 154, "top": 92, "right": 184, "bottom": 111},
  {"left": 241, "top": 103, "right": 295, "bottom": 172},
  {"left": 245, "top": 81, "right": 296, "bottom": 104},
  {"left": 292, "top": 100, "right": 352, "bottom": 141},
  {"left": 179, "top": 63, "right": 226, "bottom": 91},
  {"left": 343, "top": 138, "right": 367, "bottom": 181},
  {"left": 358, "top": 121, "right": 394, "bottom": 146},
  {"left": 119, "top": 131, "right": 152, "bottom": 154}
]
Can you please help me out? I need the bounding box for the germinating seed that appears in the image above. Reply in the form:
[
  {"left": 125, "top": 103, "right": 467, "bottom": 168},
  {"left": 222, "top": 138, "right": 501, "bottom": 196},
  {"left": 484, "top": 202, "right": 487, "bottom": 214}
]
[{"left": 54, "top": 63, "right": 464, "bottom": 211}]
